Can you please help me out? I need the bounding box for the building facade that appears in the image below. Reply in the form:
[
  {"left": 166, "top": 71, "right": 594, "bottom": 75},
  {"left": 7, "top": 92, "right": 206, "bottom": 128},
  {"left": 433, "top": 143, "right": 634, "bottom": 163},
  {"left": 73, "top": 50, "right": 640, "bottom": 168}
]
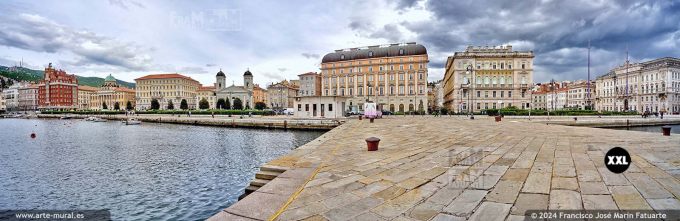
[
  {"left": 268, "top": 80, "right": 299, "bottom": 109},
  {"left": 91, "top": 74, "right": 135, "bottom": 110},
  {"left": 443, "top": 45, "right": 534, "bottom": 113},
  {"left": 566, "top": 80, "right": 596, "bottom": 110},
  {"left": 320, "top": 42, "right": 429, "bottom": 113},
  {"left": 596, "top": 57, "right": 680, "bottom": 113},
  {"left": 135, "top": 73, "right": 200, "bottom": 110},
  {"left": 38, "top": 63, "right": 79, "bottom": 110},
  {"left": 18, "top": 83, "right": 38, "bottom": 111},
  {"left": 546, "top": 88, "right": 568, "bottom": 110},
  {"left": 196, "top": 85, "right": 216, "bottom": 109},
  {"left": 3, "top": 83, "right": 20, "bottom": 111},
  {"left": 77, "top": 85, "right": 98, "bottom": 110},
  {"left": 293, "top": 96, "right": 347, "bottom": 118},
  {"left": 531, "top": 91, "right": 547, "bottom": 110},
  {"left": 298, "top": 72, "right": 321, "bottom": 97},
  {"left": 215, "top": 69, "right": 255, "bottom": 109},
  {"left": 253, "top": 84, "right": 267, "bottom": 105}
]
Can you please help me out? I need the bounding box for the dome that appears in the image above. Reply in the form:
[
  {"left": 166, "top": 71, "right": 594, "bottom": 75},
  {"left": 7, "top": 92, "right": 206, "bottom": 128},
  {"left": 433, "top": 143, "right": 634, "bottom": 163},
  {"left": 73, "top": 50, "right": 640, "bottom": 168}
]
[
  {"left": 321, "top": 43, "right": 427, "bottom": 63},
  {"left": 216, "top": 69, "right": 225, "bottom": 77},
  {"left": 104, "top": 74, "right": 116, "bottom": 82},
  {"left": 243, "top": 69, "right": 253, "bottom": 76}
]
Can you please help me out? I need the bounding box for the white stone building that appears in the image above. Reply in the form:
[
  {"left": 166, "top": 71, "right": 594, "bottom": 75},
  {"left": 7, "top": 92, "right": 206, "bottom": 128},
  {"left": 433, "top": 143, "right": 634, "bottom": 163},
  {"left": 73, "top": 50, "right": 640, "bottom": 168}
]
[
  {"left": 546, "top": 88, "right": 568, "bottom": 110},
  {"left": 293, "top": 96, "right": 347, "bottom": 118}
]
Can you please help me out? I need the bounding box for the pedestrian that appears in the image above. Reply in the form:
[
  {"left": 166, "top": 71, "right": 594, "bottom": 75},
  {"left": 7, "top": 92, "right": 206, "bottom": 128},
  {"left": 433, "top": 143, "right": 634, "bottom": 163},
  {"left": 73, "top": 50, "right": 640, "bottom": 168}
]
[{"left": 211, "top": 111, "right": 214, "bottom": 118}]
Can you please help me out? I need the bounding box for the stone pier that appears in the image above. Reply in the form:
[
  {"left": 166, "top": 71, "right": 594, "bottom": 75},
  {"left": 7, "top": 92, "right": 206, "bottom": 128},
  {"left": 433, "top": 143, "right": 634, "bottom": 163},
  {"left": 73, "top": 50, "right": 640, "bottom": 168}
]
[{"left": 209, "top": 116, "right": 680, "bottom": 221}]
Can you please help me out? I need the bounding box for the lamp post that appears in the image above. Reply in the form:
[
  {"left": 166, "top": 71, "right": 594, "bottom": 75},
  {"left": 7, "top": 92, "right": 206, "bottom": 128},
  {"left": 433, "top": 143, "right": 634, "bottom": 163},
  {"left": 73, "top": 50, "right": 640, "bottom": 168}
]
[{"left": 467, "top": 65, "right": 474, "bottom": 119}]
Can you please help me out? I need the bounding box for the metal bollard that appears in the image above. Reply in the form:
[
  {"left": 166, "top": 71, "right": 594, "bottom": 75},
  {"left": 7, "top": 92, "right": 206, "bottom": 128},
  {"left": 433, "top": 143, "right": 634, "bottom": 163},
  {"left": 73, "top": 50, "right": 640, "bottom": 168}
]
[
  {"left": 366, "top": 137, "right": 380, "bottom": 151},
  {"left": 370, "top": 118, "right": 374, "bottom": 123},
  {"left": 662, "top": 125, "right": 671, "bottom": 136}
]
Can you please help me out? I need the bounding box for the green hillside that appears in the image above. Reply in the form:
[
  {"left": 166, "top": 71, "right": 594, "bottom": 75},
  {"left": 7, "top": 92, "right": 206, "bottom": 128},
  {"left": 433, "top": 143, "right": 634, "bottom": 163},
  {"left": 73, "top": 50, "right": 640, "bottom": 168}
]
[{"left": 0, "top": 66, "right": 135, "bottom": 89}]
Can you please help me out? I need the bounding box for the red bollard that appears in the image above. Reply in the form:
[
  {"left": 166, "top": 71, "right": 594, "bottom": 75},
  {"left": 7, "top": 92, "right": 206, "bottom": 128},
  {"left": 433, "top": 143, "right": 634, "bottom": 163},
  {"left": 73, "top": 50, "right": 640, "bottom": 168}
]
[
  {"left": 366, "top": 137, "right": 380, "bottom": 151},
  {"left": 662, "top": 125, "right": 671, "bottom": 136},
  {"left": 495, "top": 116, "right": 501, "bottom": 122},
  {"left": 359, "top": 115, "right": 363, "bottom": 120}
]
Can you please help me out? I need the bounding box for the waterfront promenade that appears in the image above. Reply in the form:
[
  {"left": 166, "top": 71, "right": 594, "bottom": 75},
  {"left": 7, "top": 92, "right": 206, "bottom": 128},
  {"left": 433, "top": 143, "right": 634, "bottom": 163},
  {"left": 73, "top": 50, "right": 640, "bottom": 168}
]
[{"left": 210, "top": 117, "right": 680, "bottom": 221}]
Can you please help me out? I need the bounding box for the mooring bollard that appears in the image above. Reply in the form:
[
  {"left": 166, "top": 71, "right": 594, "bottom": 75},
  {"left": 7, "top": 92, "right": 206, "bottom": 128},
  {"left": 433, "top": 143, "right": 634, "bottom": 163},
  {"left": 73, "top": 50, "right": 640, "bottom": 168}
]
[
  {"left": 495, "top": 116, "right": 501, "bottom": 122},
  {"left": 359, "top": 115, "right": 363, "bottom": 120},
  {"left": 370, "top": 118, "right": 374, "bottom": 123},
  {"left": 366, "top": 137, "right": 380, "bottom": 151},
  {"left": 574, "top": 117, "right": 578, "bottom": 121},
  {"left": 662, "top": 125, "right": 671, "bottom": 136},
  {"left": 284, "top": 120, "right": 288, "bottom": 129}
]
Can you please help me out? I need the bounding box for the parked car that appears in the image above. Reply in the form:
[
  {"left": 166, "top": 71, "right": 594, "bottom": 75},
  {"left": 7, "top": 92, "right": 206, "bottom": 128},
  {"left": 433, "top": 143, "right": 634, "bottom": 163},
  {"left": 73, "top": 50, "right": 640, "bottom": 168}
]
[{"left": 382, "top": 110, "right": 393, "bottom": 116}]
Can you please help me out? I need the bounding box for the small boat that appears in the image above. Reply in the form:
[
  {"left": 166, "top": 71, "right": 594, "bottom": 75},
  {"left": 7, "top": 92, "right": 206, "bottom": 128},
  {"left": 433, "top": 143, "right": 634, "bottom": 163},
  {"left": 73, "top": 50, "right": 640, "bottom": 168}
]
[
  {"left": 85, "top": 116, "right": 97, "bottom": 121},
  {"left": 126, "top": 118, "right": 141, "bottom": 125},
  {"left": 93, "top": 117, "right": 108, "bottom": 122},
  {"left": 60, "top": 115, "right": 72, "bottom": 120}
]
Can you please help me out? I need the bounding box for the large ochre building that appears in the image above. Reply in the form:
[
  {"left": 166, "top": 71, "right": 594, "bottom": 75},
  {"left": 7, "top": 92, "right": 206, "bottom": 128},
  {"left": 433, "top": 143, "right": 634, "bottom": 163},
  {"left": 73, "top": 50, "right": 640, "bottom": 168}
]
[
  {"left": 320, "top": 42, "right": 429, "bottom": 113},
  {"left": 91, "top": 74, "right": 135, "bottom": 110},
  {"left": 135, "top": 73, "right": 200, "bottom": 110},
  {"left": 443, "top": 45, "right": 534, "bottom": 113}
]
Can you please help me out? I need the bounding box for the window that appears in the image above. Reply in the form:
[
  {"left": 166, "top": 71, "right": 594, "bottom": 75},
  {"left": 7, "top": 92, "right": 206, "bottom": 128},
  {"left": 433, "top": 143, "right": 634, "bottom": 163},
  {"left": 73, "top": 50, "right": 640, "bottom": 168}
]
[
  {"left": 501, "top": 91, "right": 504, "bottom": 97},
  {"left": 419, "top": 73, "right": 423, "bottom": 80},
  {"left": 400, "top": 65, "right": 404, "bottom": 70},
  {"left": 298, "top": 104, "right": 302, "bottom": 111},
  {"left": 349, "top": 88, "right": 353, "bottom": 95},
  {"left": 477, "top": 91, "right": 480, "bottom": 97},
  {"left": 328, "top": 104, "right": 333, "bottom": 111},
  {"left": 485, "top": 91, "right": 489, "bottom": 98},
  {"left": 409, "top": 64, "right": 413, "bottom": 70},
  {"left": 493, "top": 91, "right": 496, "bottom": 97},
  {"left": 340, "top": 54, "right": 345, "bottom": 59},
  {"left": 399, "top": 48, "right": 404, "bottom": 55},
  {"left": 305, "top": 104, "right": 309, "bottom": 111},
  {"left": 368, "top": 51, "right": 373, "bottom": 57}
]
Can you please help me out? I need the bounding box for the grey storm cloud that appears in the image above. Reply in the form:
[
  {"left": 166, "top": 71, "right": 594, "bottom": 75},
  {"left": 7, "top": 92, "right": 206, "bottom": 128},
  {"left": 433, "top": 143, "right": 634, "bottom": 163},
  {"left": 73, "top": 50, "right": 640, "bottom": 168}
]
[
  {"left": 0, "top": 13, "right": 153, "bottom": 71},
  {"left": 392, "top": 0, "right": 680, "bottom": 82}
]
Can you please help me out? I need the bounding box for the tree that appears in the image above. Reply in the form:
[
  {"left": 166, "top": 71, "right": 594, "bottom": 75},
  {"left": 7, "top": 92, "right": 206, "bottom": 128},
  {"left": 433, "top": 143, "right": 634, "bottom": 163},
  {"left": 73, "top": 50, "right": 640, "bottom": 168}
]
[
  {"left": 0, "top": 78, "right": 5, "bottom": 88},
  {"left": 167, "top": 100, "right": 174, "bottom": 110},
  {"left": 102, "top": 102, "right": 108, "bottom": 110},
  {"left": 126, "top": 101, "right": 133, "bottom": 111},
  {"left": 180, "top": 99, "right": 188, "bottom": 110},
  {"left": 151, "top": 99, "right": 160, "bottom": 110},
  {"left": 233, "top": 98, "right": 243, "bottom": 110},
  {"left": 199, "top": 98, "right": 209, "bottom": 109},
  {"left": 114, "top": 102, "right": 120, "bottom": 110},
  {"left": 216, "top": 98, "right": 226, "bottom": 109},
  {"left": 255, "top": 102, "right": 267, "bottom": 110}
]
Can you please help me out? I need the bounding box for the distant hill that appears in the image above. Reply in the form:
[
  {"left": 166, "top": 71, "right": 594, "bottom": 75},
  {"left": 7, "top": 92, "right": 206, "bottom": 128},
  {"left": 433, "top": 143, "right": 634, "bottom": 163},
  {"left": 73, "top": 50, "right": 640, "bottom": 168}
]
[{"left": 0, "top": 65, "right": 136, "bottom": 89}]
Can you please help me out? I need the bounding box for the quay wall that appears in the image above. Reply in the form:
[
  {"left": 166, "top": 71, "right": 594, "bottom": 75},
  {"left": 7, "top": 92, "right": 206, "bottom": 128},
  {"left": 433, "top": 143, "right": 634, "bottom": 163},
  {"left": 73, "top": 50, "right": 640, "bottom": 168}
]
[{"left": 36, "top": 114, "right": 341, "bottom": 130}]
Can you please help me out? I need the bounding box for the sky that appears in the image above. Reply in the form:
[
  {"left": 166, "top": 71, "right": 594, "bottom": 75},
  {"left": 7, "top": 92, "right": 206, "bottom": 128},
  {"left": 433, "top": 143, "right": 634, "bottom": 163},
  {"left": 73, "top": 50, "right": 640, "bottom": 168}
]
[{"left": 0, "top": 0, "right": 679, "bottom": 87}]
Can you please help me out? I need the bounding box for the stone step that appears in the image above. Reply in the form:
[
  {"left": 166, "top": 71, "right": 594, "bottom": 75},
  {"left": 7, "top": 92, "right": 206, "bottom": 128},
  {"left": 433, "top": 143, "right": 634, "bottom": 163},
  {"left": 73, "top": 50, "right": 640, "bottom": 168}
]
[
  {"left": 255, "top": 170, "right": 282, "bottom": 180},
  {"left": 250, "top": 178, "right": 269, "bottom": 187},
  {"left": 260, "top": 165, "right": 288, "bottom": 173}
]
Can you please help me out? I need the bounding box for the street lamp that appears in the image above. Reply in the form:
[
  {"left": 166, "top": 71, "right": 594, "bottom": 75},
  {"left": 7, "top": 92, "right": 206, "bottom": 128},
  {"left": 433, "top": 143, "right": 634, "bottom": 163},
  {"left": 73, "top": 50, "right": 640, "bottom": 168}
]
[{"left": 467, "top": 65, "right": 474, "bottom": 119}]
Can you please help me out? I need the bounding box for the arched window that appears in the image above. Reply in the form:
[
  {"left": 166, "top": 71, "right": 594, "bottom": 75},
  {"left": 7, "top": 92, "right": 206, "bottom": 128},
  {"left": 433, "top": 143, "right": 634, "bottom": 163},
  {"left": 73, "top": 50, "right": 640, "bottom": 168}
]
[
  {"left": 476, "top": 77, "right": 482, "bottom": 84},
  {"left": 521, "top": 76, "right": 526, "bottom": 84},
  {"left": 507, "top": 76, "right": 513, "bottom": 84},
  {"left": 499, "top": 76, "right": 505, "bottom": 84},
  {"left": 484, "top": 76, "right": 490, "bottom": 85},
  {"left": 463, "top": 76, "right": 469, "bottom": 84},
  {"left": 492, "top": 77, "right": 498, "bottom": 85}
]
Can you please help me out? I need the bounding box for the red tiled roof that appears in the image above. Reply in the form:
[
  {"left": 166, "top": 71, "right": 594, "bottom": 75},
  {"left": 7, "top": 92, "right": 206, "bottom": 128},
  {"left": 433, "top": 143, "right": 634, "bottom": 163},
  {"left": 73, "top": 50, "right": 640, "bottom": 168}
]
[
  {"left": 198, "top": 85, "right": 215, "bottom": 91},
  {"left": 135, "top": 73, "right": 198, "bottom": 82},
  {"left": 114, "top": 87, "right": 135, "bottom": 93},
  {"left": 78, "top": 85, "right": 99, "bottom": 91}
]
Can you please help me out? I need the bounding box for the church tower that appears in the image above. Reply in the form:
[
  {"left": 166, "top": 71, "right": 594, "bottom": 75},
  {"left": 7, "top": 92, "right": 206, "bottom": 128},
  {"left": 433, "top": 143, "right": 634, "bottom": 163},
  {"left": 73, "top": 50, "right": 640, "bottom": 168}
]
[
  {"left": 216, "top": 69, "right": 226, "bottom": 90},
  {"left": 243, "top": 69, "right": 254, "bottom": 91}
]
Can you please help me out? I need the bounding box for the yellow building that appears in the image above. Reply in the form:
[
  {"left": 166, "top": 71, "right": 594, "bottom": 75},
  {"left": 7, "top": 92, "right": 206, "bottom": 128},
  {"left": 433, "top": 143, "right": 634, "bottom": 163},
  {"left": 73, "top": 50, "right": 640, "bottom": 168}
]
[
  {"left": 77, "top": 85, "right": 98, "bottom": 110},
  {"left": 135, "top": 73, "right": 200, "bottom": 110},
  {"left": 443, "top": 45, "right": 534, "bottom": 113},
  {"left": 253, "top": 84, "right": 267, "bottom": 105},
  {"left": 91, "top": 74, "right": 135, "bottom": 110},
  {"left": 320, "top": 42, "right": 429, "bottom": 113},
  {"left": 196, "top": 85, "right": 216, "bottom": 109}
]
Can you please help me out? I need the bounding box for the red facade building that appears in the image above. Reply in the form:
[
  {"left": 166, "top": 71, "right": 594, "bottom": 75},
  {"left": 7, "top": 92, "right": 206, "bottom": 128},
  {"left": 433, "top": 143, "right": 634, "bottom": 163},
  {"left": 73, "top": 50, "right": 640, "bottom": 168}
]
[{"left": 38, "top": 63, "right": 79, "bottom": 110}]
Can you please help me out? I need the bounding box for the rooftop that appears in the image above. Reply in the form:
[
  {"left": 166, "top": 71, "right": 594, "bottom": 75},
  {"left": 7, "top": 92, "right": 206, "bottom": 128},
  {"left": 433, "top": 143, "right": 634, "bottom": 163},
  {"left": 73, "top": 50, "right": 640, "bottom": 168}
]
[
  {"left": 322, "top": 42, "right": 427, "bottom": 63},
  {"left": 135, "top": 73, "right": 199, "bottom": 83}
]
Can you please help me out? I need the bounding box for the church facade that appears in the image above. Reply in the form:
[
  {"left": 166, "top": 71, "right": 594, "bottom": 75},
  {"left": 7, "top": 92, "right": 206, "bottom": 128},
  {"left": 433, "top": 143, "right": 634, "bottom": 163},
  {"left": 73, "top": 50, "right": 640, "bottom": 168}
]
[{"left": 215, "top": 69, "right": 255, "bottom": 109}]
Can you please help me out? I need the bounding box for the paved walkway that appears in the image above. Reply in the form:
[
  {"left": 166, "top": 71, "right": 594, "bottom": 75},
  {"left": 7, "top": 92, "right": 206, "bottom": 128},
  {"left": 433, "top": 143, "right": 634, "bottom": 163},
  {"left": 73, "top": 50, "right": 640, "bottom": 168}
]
[{"left": 211, "top": 117, "right": 680, "bottom": 221}]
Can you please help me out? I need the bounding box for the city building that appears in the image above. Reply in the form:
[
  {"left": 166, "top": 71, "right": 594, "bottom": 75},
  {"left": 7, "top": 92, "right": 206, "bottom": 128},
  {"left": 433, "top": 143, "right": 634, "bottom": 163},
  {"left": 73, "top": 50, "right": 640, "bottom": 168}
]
[
  {"left": 595, "top": 57, "right": 680, "bottom": 113},
  {"left": 531, "top": 91, "right": 547, "bottom": 110},
  {"left": 320, "top": 42, "right": 429, "bottom": 113},
  {"left": 566, "top": 80, "right": 596, "bottom": 110},
  {"left": 91, "top": 74, "right": 135, "bottom": 110},
  {"left": 427, "top": 82, "right": 437, "bottom": 112},
  {"left": 443, "top": 45, "right": 534, "bottom": 113},
  {"left": 253, "top": 84, "right": 267, "bottom": 106},
  {"left": 297, "top": 72, "right": 321, "bottom": 97},
  {"left": 18, "top": 83, "right": 38, "bottom": 111},
  {"left": 546, "top": 88, "right": 568, "bottom": 110},
  {"left": 293, "top": 96, "right": 347, "bottom": 118},
  {"left": 38, "top": 63, "right": 79, "bottom": 110},
  {"left": 78, "top": 85, "right": 98, "bottom": 110},
  {"left": 0, "top": 91, "right": 5, "bottom": 112},
  {"left": 215, "top": 69, "right": 255, "bottom": 109},
  {"left": 435, "top": 81, "right": 444, "bottom": 110},
  {"left": 196, "top": 85, "right": 216, "bottom": 109},
  {"left": 268, "top": 80, "right": 299, "bottom": 109},
  {"left": 3, "top": 83, "right": 20, "bottom": 111},
  {"left": 135, "top": 73, "right": 200, "bottom": 110}
]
